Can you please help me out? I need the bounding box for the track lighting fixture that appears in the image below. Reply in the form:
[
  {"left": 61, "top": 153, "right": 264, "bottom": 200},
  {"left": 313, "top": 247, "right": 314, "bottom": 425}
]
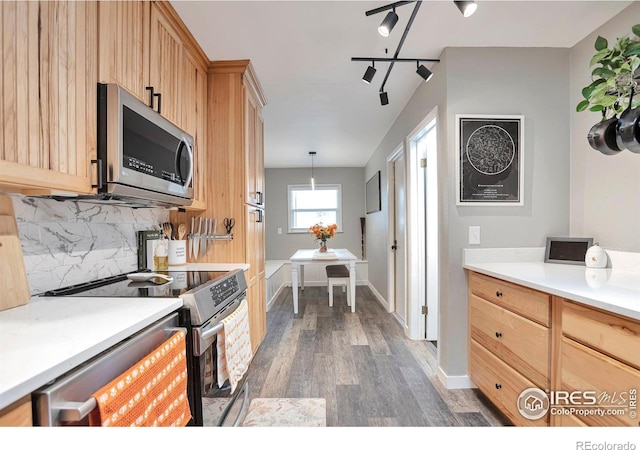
[
  {"left": 416, "top": 63, "right": 433, "bottom": 83},
  {"left": 454, "top": 1, "right": 477, "bottom": 18},
  {"left": 362, "top": 63, "right": 376, "bottom": 84},
  {"left": 309, "top": 151, "right": 316, "bottom": 190},
  {"left": 378, "top": 9, "right": 398, "bottom": 37},
  {"left": 354, "top": 0, "right": 476, "bottom": 106}
]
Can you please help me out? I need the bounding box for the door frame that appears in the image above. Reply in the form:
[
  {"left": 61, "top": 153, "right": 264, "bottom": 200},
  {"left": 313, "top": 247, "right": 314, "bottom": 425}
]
[
  {"left": 386, "top": 143, "right": 406, "bottom": 316},
  {"left": 406, "top": 107, "right": 439, "bottom": 341}
]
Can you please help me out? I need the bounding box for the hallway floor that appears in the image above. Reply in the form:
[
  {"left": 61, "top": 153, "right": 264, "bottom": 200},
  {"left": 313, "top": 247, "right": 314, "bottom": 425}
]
[{"left": 245, "top": 285, "right": 510, "bottom": 426}]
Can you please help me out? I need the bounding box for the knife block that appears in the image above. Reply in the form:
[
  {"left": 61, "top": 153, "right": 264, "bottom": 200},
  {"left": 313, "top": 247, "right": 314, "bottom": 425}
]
[{"left": 0, "top": 195, "right": 30, "bottom": 312}]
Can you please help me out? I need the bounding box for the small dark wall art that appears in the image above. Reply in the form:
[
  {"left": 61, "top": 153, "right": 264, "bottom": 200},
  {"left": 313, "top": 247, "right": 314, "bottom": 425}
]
[{"left": 455, "top": 114, "right": 524, "bottom": 206}]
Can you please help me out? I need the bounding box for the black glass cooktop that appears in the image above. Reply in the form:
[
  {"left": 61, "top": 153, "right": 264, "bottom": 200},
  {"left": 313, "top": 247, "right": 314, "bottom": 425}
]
[{"left": 41, "top": 270, "right": 230, "bottom": 298}]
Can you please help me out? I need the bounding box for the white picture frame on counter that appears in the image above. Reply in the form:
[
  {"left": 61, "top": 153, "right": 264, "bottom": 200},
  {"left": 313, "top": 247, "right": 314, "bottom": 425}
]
[{"left": 455, "top": 114, "right": 524, "bottom": 206}]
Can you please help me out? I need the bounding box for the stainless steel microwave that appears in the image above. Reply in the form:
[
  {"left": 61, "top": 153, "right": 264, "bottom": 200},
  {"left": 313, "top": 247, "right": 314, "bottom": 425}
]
[{"left": 96, "top": 83, "right": 194, "bottom": 208}]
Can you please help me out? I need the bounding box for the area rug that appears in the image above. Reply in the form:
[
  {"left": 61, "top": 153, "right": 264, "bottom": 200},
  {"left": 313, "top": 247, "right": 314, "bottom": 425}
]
[{"left": 241, "top": 398, "right": 327, "bottom": 427}]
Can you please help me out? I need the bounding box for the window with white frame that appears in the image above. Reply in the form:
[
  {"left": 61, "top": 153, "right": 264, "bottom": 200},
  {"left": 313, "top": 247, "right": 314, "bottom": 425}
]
[{"left": 287, "top": 184, "right": 342, "bottom": 232}]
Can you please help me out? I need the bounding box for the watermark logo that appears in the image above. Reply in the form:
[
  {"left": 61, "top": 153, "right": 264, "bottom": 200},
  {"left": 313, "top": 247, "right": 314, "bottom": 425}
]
[
  {"left": 517, "top": 387, "right": 637, "bottom": 420},
  {"left": 517, "top": 387, "right": 550, "bottom": 420}
]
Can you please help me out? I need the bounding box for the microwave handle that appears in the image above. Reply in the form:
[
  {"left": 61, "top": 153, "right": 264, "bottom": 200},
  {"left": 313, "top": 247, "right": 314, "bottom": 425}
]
[{"left": 175, "top": 138, "right": 194, "bottom": 188}]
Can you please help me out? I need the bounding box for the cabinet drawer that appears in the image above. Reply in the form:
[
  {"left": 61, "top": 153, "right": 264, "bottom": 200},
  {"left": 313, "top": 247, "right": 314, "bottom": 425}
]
[
  {"left": 469, "top": 339, "right": 549, "bottom": 426},
  {"left": 470, "top": 294, "right": 550, "bottom": 389},
  {"left": 469, "top": 272, "right": 550, "bottom": 326},
  {"left": 563, "top": 300, "right": 640, "bottom": 371},
  {"left": 561, "top": 337, "right": 640, "bottom": 427}
]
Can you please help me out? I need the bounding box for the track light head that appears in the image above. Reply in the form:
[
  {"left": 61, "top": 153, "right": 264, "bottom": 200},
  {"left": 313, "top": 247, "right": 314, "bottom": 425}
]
[
  {"left": 378, "top": 9, "right": 398, "bottom": 37},
  {"left": 362, "top": 64, "right": 376, "bottom": 84},
  {"left": 454, "top": 1, "right": 477, "bottom": 18},
  {"left": 380, "top": 92, "right": 389, "bottom": 106},
  {"left": 416, "top": 64, "right": 433, "bottom": 83}
]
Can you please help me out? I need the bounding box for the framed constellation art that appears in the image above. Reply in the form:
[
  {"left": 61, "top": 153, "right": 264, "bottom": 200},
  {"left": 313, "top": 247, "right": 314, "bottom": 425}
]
[{"left": 455, "top": 114, "right": 524, "bottom": 206}]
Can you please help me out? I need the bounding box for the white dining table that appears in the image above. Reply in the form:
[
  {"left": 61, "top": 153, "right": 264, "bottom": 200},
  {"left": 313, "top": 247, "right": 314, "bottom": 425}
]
[{"left": 289, "top": 248, "right": 358, "bottom": 314}]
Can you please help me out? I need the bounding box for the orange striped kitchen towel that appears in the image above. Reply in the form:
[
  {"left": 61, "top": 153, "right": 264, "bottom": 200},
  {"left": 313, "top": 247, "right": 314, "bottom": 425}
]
[
  {"left": 217, "top": 299, "right": 253, "bottom": 393},
  {"left": 89, "top": 330, "right": 191, "bottom": 427}
]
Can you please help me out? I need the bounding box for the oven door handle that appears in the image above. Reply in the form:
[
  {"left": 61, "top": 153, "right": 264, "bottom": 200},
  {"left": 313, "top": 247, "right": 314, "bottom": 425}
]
[
  {"left": 54, "top": 326, "right": 187, "bottom": 423},
  {"left": 200, "top": 321, "right": 224, "bottom": 342}
]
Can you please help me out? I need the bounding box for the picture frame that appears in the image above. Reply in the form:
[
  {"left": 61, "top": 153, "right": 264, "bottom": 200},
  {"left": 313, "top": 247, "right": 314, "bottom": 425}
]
[
  {"left": 365, "top": 171, "right": 381, "bottom": 214},
  {"left": 455, "top": 114, "right": 524, "bottom": 206},
  {"left": 544, "top": 237, "right": 593, "bottom": 265}
]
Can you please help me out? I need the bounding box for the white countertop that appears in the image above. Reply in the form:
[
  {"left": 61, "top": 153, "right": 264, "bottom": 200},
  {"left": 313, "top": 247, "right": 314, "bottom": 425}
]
[
  {"left": 0, "top": 262, "right": 250, "bottom": 411},
  {"left": 0, "top": 296, "right": 183, "bottom": 410},
  {"left": 463, "top": 248, "right": 640, "bottom": 321}
]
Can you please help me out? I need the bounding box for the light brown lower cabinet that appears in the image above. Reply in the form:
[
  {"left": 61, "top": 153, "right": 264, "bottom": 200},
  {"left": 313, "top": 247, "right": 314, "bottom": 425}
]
[
  {"left": 468, "top": 270, "right": 640, "bottom": 427},
  {"left": 0, "top": 396, "right": 32, "bottom": 427},
  {"left": 470, "top": 339, "right": 549, "bottom": 426}
]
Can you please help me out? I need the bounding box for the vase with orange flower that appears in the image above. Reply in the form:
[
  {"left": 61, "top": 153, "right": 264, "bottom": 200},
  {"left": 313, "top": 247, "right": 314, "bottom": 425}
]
[{"left": 309, "top": 223, "right": 338, "bottom": 252}]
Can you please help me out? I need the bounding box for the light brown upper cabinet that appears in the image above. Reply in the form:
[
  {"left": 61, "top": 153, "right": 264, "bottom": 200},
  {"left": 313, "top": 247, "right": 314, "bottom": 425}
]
[
  {"left": 98, "top": 1, "right": 208, "bottom": 209},
  {"left": 181, "top": 48, "right": 208, "bottom": 210},
  {"left": 97, "top": 1, "right": 150, "bottom": 104},
  {"left": 0, "top": 1, "right": 98, "bottom": 195},
  {"left": 244, "top": 77, "right": 266, "bottom": 208}
]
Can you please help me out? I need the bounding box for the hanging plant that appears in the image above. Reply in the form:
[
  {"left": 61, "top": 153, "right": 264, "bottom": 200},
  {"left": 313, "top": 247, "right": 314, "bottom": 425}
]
[{"left": 577, "top": 24, "right": 640, "bottom": 117}]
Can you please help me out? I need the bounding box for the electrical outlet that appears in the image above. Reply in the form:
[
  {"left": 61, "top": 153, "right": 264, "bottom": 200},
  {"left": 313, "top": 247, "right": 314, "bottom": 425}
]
[
  {"left": 469, "top": 226, "right": 480, "bottom": 245},
  {"left": 277, "top": 227, "right": 282, "bottom": 235}
]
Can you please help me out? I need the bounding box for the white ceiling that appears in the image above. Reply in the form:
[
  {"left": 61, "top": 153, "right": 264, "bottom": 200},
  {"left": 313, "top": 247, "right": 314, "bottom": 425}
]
[{"left": 170, "top": 0, "right": 631, "bottom": 168}]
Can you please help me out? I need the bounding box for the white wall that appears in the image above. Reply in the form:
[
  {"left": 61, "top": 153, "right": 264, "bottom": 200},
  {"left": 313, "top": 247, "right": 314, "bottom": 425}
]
[
  {"left": 365, "top": 46, "right": 572, "bottom": 379},
  {"left": 569, "top": 2, "right": 640, "bottom": 252},
  {"left": 264, "top": 167, "right": 365, "bottom": 260}
]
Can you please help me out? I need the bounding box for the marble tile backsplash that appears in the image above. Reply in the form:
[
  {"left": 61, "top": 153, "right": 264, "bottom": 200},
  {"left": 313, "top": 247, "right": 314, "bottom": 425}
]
[{"left": 11, "top": 196, "right": 169, "bottom": 295}]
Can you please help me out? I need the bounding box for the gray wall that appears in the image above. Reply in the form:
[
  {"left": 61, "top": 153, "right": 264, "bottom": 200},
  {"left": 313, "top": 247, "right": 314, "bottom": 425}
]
[
  {"left": 569, "top": 2, "right": 640, "bottom": 252},
  {"left": 364, "top": 47, "right": 571, "bottom": 378},
  {"left": 264, "top": 167, "right": 365, "bottom": 260}
]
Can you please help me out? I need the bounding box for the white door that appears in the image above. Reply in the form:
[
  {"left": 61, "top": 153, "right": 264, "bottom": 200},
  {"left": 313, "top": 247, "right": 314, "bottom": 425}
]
[{"left": 393, "top": 155, "right": 407, "bottom": 326}]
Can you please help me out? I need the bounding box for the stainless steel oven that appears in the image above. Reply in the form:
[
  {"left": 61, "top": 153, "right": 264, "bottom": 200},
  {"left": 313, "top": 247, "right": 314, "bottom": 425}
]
[
  {"left": 32, "top": 312, "right": 191, "bottom": 426},
  {"left": 39, "top": 268, "right": 252, "bottom": 427}
]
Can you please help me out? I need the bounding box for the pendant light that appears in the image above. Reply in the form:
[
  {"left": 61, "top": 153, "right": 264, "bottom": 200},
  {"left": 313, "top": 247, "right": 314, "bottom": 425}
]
[{"left": 309, "top": 151, "right": 316, "bottom": 190}]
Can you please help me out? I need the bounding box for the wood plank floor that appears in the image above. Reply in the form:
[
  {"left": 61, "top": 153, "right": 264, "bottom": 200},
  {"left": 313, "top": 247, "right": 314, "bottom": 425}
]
[{"left": 245, "top": 285, "right": 511, "bottom": 427}]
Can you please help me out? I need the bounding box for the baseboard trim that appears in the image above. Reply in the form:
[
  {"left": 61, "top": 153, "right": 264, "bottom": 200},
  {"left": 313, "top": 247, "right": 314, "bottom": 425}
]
[
  {"left": 267, "top": 283, "right": 286, "bottom": 312},
  {"left": 367, "top": 281, "right": 389, "bottom": 310},
  {"left": 437, "top": 367, "right": 476, "bottom": 389}
]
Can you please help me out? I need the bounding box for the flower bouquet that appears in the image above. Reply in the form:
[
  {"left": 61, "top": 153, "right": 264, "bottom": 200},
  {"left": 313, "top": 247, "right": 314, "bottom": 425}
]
[{"left": 308, "top": 223, "right": 337, "bottom": 252}]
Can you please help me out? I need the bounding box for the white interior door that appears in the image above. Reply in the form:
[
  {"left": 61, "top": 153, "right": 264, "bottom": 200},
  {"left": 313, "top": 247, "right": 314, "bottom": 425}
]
[{"left": 393, "top": 155, "right": 407, "bottom": 326}]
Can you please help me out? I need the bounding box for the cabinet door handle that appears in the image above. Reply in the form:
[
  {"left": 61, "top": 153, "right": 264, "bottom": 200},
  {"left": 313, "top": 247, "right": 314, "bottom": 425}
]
[
  {"left": 495, "top": 383, "right": 502, "bottom": 390},
  {"left": 154, "top": 93, "right": 162, "bottom": 114},
  {"left": 146, "top": 86, "right": 155, "bottom": 109},
  {"left": 496, "top": 291, "right": 503, "bottom": 297},
  {"left": 256, "top": 209, "right": 263, "bottom": 223},
  {"left": 495, "top": 331, "right": 502, "bottom": 338},
  {"left": 257, "top": 191, "right": 263, "bottom": 206},
  {"left": 91, "top": 159, "right": 103, "bottom": 189}
]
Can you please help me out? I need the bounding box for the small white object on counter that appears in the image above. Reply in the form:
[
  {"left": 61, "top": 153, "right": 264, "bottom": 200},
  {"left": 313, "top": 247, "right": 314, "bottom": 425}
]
[{"left": 585, "top": 243, "right": 608, "bottom": 268}]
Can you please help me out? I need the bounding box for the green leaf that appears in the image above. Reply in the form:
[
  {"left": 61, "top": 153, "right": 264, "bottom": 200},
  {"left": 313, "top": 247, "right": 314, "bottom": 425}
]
[
  {"left": 576, "top": 100, "right": 590, "bottom": 112},
  {"left": 595, "top": 36, "right": 608, "bottom": 51},
  {"left": 592, "top": 67, "right": 616, "bottom": 78},
  {"left": 625, "top": 46, "right": 640, "bottom": 56},
  {"left": 600, "top": 95, "right": 618, "bottom": 107},
  {"left": 590, "top": 49, "right": 610, "bottom": 66},
  {"left": 589, "top": 104, "right": 605, "bottom": 112},
  {"left": 632, "top": 24, "right": 640, "bottom": 37},
  {"left": 631, "top": 56, "right": 640, "bottom": 72},
  {"left": 620, "top": 63, "right": 632, "bottom": 73}
]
